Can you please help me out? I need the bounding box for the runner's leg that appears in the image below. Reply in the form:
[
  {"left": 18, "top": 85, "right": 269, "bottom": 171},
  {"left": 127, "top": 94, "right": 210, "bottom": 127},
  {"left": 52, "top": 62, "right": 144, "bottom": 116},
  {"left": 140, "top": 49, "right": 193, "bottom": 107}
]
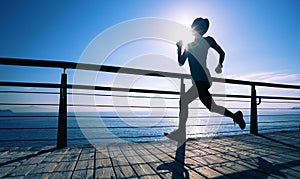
[
  {"left": 195, "top": 81, "right": 234, "bottom": 118},
  {"left": 179, "top": 84, "right": 198, "bottom": 130}
]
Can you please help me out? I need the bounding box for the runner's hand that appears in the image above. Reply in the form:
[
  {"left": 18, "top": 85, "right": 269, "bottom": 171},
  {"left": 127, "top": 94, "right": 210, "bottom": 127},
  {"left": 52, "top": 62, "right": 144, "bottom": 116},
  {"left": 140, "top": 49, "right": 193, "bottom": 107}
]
[
  {"left": 176, "top": 40, "right": 183, "bottom": 49},
  {"left": 215, "top": 64, "right": 222, "bottom": 74}
]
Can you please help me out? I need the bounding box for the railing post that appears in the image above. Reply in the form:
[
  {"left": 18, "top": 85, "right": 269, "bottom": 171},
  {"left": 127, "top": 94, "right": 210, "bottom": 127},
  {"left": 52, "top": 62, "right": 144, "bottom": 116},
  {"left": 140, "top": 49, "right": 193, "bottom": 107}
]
[
  {"left": 179, "top": 77, "right": 185, "bottom": 113},
  {"left": 180, "top": 77, "right": 185, "bottom": 97},
  {"left": 57, "top": 69, "right": 67, "bottom": 148},
  {"left": 250, "top": 84, "right": 258, "bottom": 135},
  {"left": 178, "top": 77, "right": 186, "bottom": 130}
]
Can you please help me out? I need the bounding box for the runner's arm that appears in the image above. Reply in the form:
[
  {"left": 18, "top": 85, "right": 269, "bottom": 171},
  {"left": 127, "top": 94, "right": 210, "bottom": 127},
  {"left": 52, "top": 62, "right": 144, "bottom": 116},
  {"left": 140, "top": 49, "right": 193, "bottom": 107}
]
[
  {"left": 177, "top": 41, "right": 188, "bottom": 66},
  {"left": 206, "top": 37, "right": 225, "bottom": 73}
]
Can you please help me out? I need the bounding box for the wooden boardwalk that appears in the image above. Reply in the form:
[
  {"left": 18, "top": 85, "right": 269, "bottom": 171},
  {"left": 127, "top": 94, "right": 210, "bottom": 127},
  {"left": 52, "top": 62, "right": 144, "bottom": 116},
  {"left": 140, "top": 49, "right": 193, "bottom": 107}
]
[{"left": 0, "top": 131, "right": 299, "bottom": 179}]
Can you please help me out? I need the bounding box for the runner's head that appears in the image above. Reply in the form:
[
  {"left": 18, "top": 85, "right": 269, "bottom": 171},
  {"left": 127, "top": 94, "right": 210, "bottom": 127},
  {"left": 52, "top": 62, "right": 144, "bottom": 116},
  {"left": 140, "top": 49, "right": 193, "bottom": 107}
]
[{"left": 191, "top": 18, "right": 209, "bottom": 36}]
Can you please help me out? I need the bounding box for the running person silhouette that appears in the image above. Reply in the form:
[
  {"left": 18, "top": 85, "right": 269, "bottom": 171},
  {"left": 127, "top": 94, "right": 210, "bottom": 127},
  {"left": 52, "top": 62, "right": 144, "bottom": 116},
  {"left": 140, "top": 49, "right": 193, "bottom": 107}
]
[{"left": 165, "top": 18, "right": 245, "bottom": 141}]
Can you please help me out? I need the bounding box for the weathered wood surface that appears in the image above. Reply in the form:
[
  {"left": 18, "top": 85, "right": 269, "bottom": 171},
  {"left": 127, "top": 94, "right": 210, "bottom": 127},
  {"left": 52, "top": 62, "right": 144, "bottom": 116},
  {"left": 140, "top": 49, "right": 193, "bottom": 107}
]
[{"left": 0, "top": 131, "right": 299, "bottom": 178}]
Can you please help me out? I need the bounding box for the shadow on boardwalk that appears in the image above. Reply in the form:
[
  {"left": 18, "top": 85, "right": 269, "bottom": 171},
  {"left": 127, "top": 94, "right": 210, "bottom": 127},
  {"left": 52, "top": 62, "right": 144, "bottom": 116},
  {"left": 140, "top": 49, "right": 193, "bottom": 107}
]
[
  {"left": 157, "top": 141, "right": 189, "bottom": 178},
  {"left": 0, "top": 131, "right": 299, "bottom": 178}
]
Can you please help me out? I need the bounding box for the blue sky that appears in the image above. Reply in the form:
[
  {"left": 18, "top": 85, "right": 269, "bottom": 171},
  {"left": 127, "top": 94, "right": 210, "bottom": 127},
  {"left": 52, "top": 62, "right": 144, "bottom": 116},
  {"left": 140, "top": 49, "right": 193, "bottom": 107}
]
[
  {"left": 0, "top": 0, "right": 300, "bottom": 111},
  {"left": 1, "top": 0, "right": 300, "bottom": 78}
]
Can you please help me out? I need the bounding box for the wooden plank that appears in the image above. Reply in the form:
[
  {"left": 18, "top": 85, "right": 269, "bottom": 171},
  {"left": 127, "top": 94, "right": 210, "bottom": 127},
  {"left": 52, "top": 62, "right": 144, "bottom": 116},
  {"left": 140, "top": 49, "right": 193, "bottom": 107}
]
[
  {"left": 149, "top": 141, "right": 208, "bottom": 178},
  {"left": 95, "top": 144, "right": 116, "bottom": 179},
  {"left": 0, "top": 147, "right": 22, "bottom": 178},
  {"left": 193, "top": 165, "right": 225, "bottom": 178},
  {"left": 184, "top": 153, "right": 230, "bottom": 178},
  {"left": 24, "top": 147, "right": 65, "bottom": 178},
  {"left": 47, "top": 147, "right": 82, "bottom": 179},
  {"left": 95, "top": 158, "right": 116, "bottom": 179},
  {"left": 120, "top": 144, "right": 161, "bottom": 179},
  {"left": 4, "top": 163, "right": 37, "bottom": 178},
  {"left": 14, "top": 148, "right": 53, "bottom": 178},
  {"left": 72, "top": 147, "right": 95, "bottom": 179},
  {"left": 123, "top": 143, "right": 161, "bottom": 179},
  {"left": 1, "top": 146, "right": 54, "bottom": 178},
  {"left": 136, "top": 143, "right": 173, "bottom": 178},
  {"left": 148, "top": 143, "right": 185, "bottom": 179},
  {"left": 26, "top": 163, "right": 58, "bottom": 178},
  {"left": 0, "top": 147, "right": 33, "bottom": 167},
  {"left": 107, "top": 144, "right": 138, "bottom": 178},
  {"left": 0, "top": 166, "right": 16, "bottom": 178}
]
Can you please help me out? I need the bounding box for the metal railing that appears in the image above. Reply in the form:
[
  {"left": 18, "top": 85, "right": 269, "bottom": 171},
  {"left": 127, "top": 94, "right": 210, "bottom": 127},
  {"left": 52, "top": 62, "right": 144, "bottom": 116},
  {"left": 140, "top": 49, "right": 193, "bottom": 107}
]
[{"left": 0, "top": 57, "right": 300, "bottom": 148}]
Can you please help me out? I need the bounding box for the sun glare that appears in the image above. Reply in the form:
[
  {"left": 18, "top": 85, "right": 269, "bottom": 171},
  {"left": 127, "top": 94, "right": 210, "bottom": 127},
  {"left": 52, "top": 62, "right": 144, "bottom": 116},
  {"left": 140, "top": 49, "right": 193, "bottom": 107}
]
[
  {"left": 164, "top": 5, "right": 199, "bottom": 46},
  {"left": 177, "top": 14, "right": 192, "bottom": 28}
]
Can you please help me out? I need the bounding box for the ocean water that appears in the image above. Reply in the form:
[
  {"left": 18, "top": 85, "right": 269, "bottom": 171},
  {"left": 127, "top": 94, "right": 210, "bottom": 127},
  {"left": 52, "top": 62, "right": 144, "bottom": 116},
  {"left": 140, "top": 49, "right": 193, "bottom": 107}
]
[{"left": 0, "top": 109, "right": 299, "bottom": 147}]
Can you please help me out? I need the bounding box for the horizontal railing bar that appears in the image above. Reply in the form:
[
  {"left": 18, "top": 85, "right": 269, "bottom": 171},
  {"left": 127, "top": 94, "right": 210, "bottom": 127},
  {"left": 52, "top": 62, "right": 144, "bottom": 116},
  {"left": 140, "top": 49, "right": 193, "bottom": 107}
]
[
  {"left": 70, "top": 104, "right": 179, "bottom": 109},
  {"left": 259, "top": 101, "right": 300, "bottom": 104},
  {"left": 257, "top": 95, "right": 300, "bottom": 101},
  {"left": 1, "top": 57, "right": 300, "bottom": 89},
  {"left": 218, "top": 78, "right": 300, "bottom": 89},
  {"left": 73, "top": 115, "right": 176, "bottom": 118},
  {"left": 0, "top": 103, "right": 58, "bottom": 106},
  {"left": 70, "top": 84, "right": 180, "bottom": 95},
  {"left": 0, "top": 138, "right": 57, "bottom": 142},
  {"left": 71, "top": 104, "right": 200, "bottom": 109},
  {"left": 258, "top": 114, "right": 300, "bottom": 117},
  {"left": 0, "top": 123, "right": 239, "bottom": 130},
  {"left": 0, "top": 57, "right": 190, "bottom": 78},
  {"left": 0, "top": 114, "right": 180, "bottom": 118},
  {"left": 1, "top": 81, "right": 300, "bottom": 101},
  {"left": 0, "top": 115, "right": 228, "bottom": 120},
  {"left": 258, "top": 120, "right": 300, "bottom": 124},
  {"left": 0, "top": 116, "right": 58, "bottom": 118},
  {"left": 215, "top": 93, "right": 300, "bottom": 101},
  {"left": 254, "top": 107, "right": 297, "bottom": 110},
  {"left": 259, "top": 126, "right": 298, "bottom": 131},
  {"left": 213, "top": 94, "right": 251, "bottom": 99},
  {"left": 0, "top": 57, "right": 75, "bottom": 69},
  {"left": 0, "top": 90, "right": 59, "bottom": 95},
  {"left": 254, "top": 107, "right": 293, "bottom": 111},
  {"left": 71, "top": 115, "right": 224, "bottom": 118},
  {"left": 0, "top": 90, "right": 180, "bottom": 100},
  {"left": 0, "top": 82, "right": 180, "bottom": 95},
  {"left": 72, "top": 92, "right": 181, "bottom": 100},
  {"left": 0, "top": 114, "right": 237, "bottom": 118},
  {"left": 215, "top": 99, "right": 250, "bottom": 103},
  {"left": 69, "top": 105, "right": 253, "bottom": 109},
  {"left": 0, "top": 127, "right": 57, "bottom": 130},
  {"left": 0, "top": 81, "right": 60, "bottom": 88}
]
